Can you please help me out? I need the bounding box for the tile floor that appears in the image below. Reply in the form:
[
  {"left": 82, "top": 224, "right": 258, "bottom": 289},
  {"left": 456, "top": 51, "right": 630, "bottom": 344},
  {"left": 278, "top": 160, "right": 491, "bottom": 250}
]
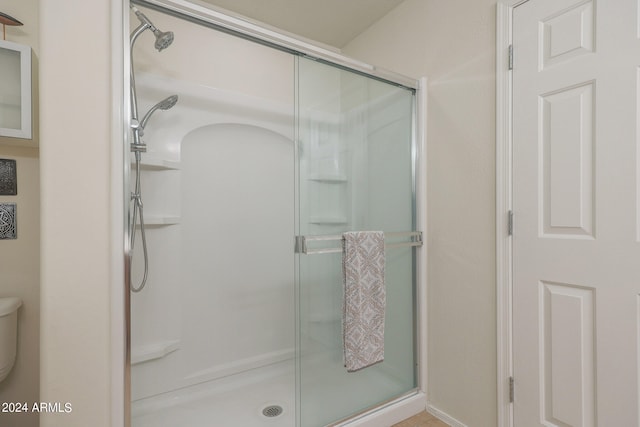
[{"left": 392, "top": 411, "right": 450, "bottom": 427}]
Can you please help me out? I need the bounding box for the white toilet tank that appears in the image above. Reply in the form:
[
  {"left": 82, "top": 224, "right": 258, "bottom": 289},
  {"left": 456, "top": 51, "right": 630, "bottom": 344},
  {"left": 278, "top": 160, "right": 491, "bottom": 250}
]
[{"left": 0, "top": 297, "right": 22, "bottom": 383}]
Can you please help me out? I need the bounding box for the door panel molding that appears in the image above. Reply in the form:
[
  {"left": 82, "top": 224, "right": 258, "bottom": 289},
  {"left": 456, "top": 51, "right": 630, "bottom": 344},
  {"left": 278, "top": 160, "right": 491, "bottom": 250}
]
[{"left": 539, "top": 281, "right": 596, "bottom": 427}]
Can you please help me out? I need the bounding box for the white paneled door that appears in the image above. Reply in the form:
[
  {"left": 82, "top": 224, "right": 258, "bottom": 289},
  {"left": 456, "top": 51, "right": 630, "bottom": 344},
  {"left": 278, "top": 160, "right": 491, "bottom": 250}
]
[{"left": 512, "top": 0, "right": 640, "bottom": 425}]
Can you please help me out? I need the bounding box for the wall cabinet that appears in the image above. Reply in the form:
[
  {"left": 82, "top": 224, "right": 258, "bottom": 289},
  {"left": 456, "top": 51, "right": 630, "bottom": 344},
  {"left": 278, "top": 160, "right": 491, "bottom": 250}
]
[{"left": 0, "top": 40, "right": 31, "bottom": 139}]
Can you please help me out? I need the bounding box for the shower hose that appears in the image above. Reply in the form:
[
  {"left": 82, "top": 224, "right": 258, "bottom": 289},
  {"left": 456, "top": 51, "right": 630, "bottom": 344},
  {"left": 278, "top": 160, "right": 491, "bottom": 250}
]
[{"left": 130, "top": 157, "right": 149, "bottom": 293}]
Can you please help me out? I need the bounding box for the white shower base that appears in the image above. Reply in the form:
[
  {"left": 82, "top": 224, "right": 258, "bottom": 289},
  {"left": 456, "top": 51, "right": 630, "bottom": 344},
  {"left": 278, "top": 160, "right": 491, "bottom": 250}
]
[
  {"left": 132, "top": 360, "right": 295, "bottom": 427},
  {"left": 131, "top": 351, "right": 423, "bottom": 427}
]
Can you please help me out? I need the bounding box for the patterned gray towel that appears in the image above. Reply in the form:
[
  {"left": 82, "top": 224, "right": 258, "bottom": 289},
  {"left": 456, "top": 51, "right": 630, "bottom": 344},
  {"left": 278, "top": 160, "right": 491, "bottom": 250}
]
[{"left": 342, "top": 231, "right": 385, "bottom": 372}]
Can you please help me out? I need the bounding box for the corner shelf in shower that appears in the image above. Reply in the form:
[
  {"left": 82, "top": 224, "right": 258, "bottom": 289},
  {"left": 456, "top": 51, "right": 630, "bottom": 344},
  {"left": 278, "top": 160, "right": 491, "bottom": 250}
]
[
  {"left": 306, "top": 174, "right": 347, "bottom": 183},
  {"left": 134, "top": 157, "right": 181, "bottom": 170},
  {"left": 309, "top": 216, "right": 348, "bottom": 225},
  {"left": 131, "top": 339, "right": 181, "bottom": 365},
  {"left": 139, "top": 215, "right": 181, "bottom": 226}
]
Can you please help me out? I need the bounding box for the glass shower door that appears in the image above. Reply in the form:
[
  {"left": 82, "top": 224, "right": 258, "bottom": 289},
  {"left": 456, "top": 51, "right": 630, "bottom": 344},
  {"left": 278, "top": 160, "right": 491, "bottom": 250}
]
[{"left": 296, "top": 57, "right": 417, "bottom": 426}]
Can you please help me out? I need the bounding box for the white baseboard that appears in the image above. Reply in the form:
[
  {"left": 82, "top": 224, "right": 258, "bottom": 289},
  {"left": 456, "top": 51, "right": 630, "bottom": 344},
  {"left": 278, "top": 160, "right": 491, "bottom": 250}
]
[
  {"left": 427, "top": 402, "right": 468, "bottom": 427},
  {"left": 338, "top": 392, "right": 426, "bottom": 427}
]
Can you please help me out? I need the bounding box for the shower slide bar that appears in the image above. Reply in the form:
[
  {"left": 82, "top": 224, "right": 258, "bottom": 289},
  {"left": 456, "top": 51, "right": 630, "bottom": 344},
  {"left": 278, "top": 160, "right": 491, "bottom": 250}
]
[{"left": 296, "top": 231, "right": 423, "bottom": 255}]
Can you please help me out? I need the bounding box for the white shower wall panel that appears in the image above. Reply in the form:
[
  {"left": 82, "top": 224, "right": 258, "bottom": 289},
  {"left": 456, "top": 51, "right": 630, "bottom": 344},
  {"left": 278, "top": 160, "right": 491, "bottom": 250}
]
[
  {"left": 180, "top": 122, "right": 294, "bottom": 374},
  {"left": 130, "top": 71, "right": 295, "bottom": 400},
  {"left": 133, "top": 73, "right": 294, "bottom": 163}
]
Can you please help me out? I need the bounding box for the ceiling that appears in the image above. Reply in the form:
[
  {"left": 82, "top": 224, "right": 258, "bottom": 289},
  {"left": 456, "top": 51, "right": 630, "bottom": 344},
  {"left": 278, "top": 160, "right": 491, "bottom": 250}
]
[{"left": 197, "top": 0, "right": 405, "bottom": 48}]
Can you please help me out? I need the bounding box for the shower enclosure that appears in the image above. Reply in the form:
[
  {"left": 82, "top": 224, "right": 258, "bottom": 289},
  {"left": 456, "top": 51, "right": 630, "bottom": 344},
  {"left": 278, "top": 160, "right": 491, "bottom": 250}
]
[{"left": 126, "top": 2, "right": 424, "bottom": 426}]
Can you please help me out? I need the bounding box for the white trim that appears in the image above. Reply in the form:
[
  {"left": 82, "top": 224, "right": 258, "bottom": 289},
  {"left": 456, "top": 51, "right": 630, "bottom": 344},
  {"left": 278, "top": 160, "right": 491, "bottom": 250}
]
[
  {"left": 134, "top": 0, "right": 418, "bottom": 90},
  {"left": 426, "top": 402, "right": 468, "bottom": 427},
  {"left": 338, "top": 392, "right": 426, "bottom": 427},
  {"left": 112, "top": 1, "right": 128, "bottom": 426},
  {"left": 417, "top": 77, "right": 429, "bottom": 396},
  {"left": 496, "top": 2, "right": 528, "bottom": 427}
]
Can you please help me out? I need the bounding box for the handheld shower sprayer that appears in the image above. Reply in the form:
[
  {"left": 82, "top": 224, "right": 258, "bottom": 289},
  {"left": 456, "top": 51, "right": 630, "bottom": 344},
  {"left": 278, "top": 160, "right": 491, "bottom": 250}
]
[
  {"left": 140, "top": 95, "right": 178, "bottom": 129},
  {"left": 137, "top": 95, "right": 179, "bottom": 136}
]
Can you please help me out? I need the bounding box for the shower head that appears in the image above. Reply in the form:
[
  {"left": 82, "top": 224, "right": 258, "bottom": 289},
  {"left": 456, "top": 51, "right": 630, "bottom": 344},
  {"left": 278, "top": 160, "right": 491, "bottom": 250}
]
[
  {"left": 130, "top": 5, "right": 174, "bottom": 52},
  {"left": 140, "top": 95, "right": 179, "bottom": 130},
  {"left": 153, "top": 29, "right": 174, "bottom": 51}
]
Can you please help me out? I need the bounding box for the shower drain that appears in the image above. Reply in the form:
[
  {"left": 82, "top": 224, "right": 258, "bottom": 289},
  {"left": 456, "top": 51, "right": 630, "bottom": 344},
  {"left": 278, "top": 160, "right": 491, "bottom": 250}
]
[{"left": 262, "top": 405, "right": 284, "bottom": 418}]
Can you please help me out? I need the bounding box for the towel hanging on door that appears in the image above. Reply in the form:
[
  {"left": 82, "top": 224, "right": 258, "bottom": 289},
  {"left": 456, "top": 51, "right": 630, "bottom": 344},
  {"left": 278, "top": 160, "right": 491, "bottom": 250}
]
[{"left": 342, "top": 231, "right": 386, "bottom": 372}]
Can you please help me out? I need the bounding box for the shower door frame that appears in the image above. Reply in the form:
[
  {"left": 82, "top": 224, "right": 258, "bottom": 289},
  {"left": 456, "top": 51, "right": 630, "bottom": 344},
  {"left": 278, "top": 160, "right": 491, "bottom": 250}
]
[{"left": 120, "top": 1, "right": 428, "bottom": 426}]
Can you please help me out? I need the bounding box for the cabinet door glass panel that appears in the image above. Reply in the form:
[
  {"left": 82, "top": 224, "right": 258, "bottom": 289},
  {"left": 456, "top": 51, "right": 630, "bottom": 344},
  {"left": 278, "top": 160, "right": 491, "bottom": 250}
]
[{"left": 0, "top": 40, "right": 31, "bottom": 139}]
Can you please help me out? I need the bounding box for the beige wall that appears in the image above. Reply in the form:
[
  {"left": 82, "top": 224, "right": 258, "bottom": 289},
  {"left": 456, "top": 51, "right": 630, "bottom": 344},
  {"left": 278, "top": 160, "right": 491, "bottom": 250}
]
[
  {"left": 0, "top": 145, "right": 40, "bottom": 427},
  {"left": 0, "top": 1, "right": 40, "bottom": 426},
  {"left": 344, "top": 1, "right": 497, "bottom": 426},
  {"left": 39, "top": 0, "right": 116, "bottom": 426}
]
